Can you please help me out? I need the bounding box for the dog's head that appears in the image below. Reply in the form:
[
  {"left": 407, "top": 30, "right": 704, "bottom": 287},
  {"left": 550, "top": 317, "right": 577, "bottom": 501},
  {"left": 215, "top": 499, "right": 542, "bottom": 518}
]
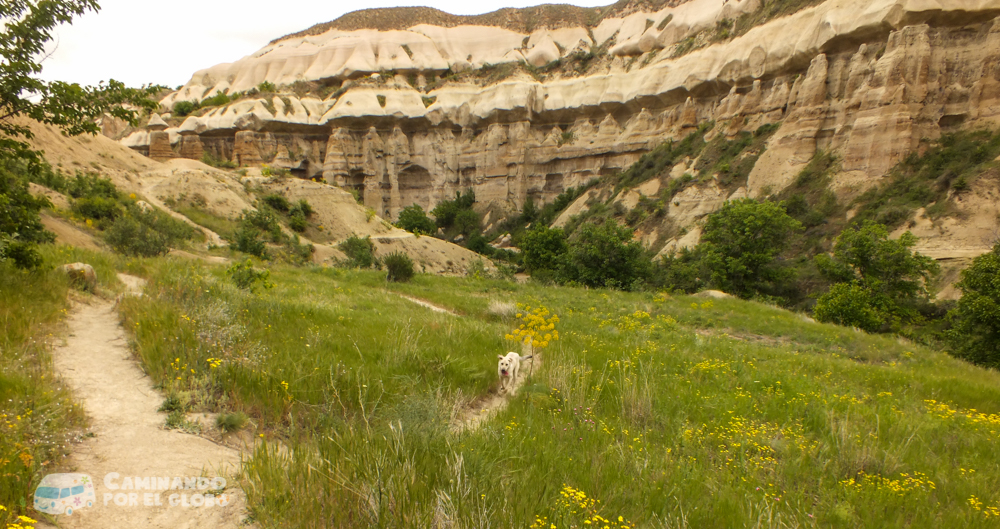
[{"left": 497, "top": 353, "right": 515, "bottom": 376}]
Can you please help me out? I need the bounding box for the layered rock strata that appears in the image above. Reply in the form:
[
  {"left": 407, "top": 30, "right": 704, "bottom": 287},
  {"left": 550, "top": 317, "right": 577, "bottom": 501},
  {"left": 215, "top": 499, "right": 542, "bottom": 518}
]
[{"left": 127, "top": 0, "right": 1000, "bottom": 219}]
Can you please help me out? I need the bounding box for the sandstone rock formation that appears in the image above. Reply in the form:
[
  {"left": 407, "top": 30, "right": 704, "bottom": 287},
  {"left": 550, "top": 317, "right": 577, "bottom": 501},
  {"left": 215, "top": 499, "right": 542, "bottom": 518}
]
[{"left": 121, "top": 0, "right": 1000, "bottom": 261}]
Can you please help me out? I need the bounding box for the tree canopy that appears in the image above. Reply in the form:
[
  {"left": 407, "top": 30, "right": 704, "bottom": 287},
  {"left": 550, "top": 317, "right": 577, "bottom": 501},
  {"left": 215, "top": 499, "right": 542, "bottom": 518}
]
[
  {"left": 700, "top": 198, "right": 803, "bottom": 298},
  {"left": 948, "top": 244, "right": 1000, "bottom": 367},
  {"left": 0, "top": 0, "right": 158, "bottom": 267}
]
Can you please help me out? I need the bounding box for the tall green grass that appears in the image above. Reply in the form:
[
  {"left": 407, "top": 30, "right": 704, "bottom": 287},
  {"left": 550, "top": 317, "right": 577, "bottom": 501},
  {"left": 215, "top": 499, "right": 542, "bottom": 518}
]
[{"left": 119, "top": 261, "right": 1000, "bottom": 528}]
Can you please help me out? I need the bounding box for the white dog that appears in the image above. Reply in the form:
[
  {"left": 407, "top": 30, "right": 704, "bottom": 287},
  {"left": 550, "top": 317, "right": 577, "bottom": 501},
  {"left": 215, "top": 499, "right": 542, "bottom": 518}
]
[{"left": 497, "top": 352, "right": 533, "bottom": 392}]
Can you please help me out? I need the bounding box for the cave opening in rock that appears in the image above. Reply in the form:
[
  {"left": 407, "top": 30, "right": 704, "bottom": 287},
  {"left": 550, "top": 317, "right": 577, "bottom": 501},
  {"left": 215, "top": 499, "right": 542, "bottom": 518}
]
[
  {"left": 346, "top": 170, "right": 365, "bottom": 203},
  {"left": 398, "top": 164, "right": 434, "bottom": 211}
]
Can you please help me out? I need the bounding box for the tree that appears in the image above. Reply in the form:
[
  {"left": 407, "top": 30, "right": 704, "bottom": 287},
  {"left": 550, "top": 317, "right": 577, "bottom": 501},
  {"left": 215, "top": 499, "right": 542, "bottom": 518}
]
[
  {"left": 431, "top": 189, "right": 475, "bottom": 229},
  {"left": 0, "top": 160, "right": 53, "bottom": 268},
  {"left": 813, "top": 221, "right": 938, "bottom": 330},
  {"left": 0, "top": 1, "right": 158, "bottom": 267},
  {"left": 947, "top": 244, "right": 1000, "bottom": 368},
  {"left": 816, "top": 221, "right": 939, "bottom": 302},
  {"left": 395, "top": 204, "right": 436, "bottom": 235},
  {"left": 520, "top": 224, "right": 567, "bottom": 273},
  {"left": 561, "top": 219, "right": 650, "bottom": 290},
  {"left": 700, "top": 198, "right": 803, "bottom": 298}
]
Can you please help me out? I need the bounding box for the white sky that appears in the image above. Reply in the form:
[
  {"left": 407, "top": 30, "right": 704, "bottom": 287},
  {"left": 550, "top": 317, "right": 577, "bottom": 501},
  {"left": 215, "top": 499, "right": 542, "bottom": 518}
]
[{"left": 41, "top": 0, "right": 610, "bottom": 89}]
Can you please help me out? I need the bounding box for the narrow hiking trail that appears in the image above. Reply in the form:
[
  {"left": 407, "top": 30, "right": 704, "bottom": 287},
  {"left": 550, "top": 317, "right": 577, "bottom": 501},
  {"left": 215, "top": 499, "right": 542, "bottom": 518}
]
[
  {"left": 451, "top": 354, "right": 539, "bottom": 434},
  {"left": 38, "top": 274, "right": 248, "bottom": 529}
]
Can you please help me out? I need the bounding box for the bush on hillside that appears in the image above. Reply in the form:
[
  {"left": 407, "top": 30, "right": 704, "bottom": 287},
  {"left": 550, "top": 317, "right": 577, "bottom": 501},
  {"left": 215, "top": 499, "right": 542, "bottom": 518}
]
[
  {"left": 561, "top": 219, "right": 651, "bottom": 290},
  {"left": 104, "top": 216, "right": 169, "bottom": 257},
  {"left": 520, "top": 224, "right": 567, "bottom": 273},
  {"left": 227, "top": 258, "right": 274, "bottom": 292},
  {"left": 947, "top": 244, "right": 1000, "bottom": 368},
  {"left": 431, "top": 189, "right": 475, "bottom": 229},
  {"left": 338, "top": 235, "right": 378, "bottom": 269},
  {"left": 813, "top": 282, "right": 892, "bottom": 333},
  {"left": 396, "top": 204, "right": 437, "bottom": 235},
  {"left": 383, "top": 251, "right": 415, "bottom": 282},
  {"left": 261, "top": 194, "right": 290, "bottom": 212},
  {"left": 700, "top": 198, "right": 803, "bottom": 299}
]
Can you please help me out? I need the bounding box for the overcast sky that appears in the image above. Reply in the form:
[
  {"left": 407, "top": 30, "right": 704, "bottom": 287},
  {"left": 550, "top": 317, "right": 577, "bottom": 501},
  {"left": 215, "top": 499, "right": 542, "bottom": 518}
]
[{"left": 41, "top": 0, "right": 610, "bottom": 89}]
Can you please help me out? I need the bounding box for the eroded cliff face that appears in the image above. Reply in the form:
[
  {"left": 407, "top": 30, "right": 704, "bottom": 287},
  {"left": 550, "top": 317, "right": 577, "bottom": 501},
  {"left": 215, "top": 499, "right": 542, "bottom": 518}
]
[{"left": 124, "top": 0, "right": 1000, "bottom": 226}]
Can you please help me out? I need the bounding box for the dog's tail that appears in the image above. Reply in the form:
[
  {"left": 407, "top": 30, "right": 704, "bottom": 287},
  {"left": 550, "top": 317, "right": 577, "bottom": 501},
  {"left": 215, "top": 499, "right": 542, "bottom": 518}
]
[{"left": 522, "top": 355, "right": 533, "bottom": 360}]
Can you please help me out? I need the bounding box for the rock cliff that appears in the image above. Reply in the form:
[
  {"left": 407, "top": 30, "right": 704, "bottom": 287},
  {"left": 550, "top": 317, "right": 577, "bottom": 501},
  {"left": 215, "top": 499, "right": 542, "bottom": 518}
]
[{"left": 122, "top": 0, "right": 1000, "bottom": 258}]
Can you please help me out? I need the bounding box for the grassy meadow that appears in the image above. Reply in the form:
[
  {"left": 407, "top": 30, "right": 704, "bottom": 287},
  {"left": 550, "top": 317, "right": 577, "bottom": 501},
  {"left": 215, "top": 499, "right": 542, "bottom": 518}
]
[{"left": 110, "top": 257, "right": 1000, "bottom": 528}]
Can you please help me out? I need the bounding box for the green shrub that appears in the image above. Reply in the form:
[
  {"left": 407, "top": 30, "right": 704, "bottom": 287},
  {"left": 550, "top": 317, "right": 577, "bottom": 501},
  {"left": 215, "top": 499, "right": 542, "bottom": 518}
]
[
  {"left": 227, "top": 258, "right": 274, "bottom": 292},
  {"left": 200, "top": 92, "right": 233, "bottom": 108},
  {"left": 338, "top": 235, "right": 377, "bottom": 269},
  {"left": 396, "top": 204, "right": 437, "bottom": 235},
  {"left": 173, "top": 100, "right": 198, "bottom": 117},
  {"left": 0, "top": 162, "right": 54, "bottom": 268},
  {"left": 561, "top": 219, "right": 651, "bottom": 290},
  {"left": 239, "top": 208, "right": 283, "bottom": 242},
  {"left": 233, "top": 225, "right": 269, "bottom": 259},
  {"left": 813, "top": 282, "right": 891, "bottom": 333},
  {"left": 383, "top": 251, "right": 415, "bottom": 282},
  {"left": 261, "top": 194, "right": 290, "bottom": 212},
  {"left": 257, "top": 81, "right": 277, "bottom": 93},
  {"left": 73, "top": 196, "right": 123, "bottom": 221},
  {"left": 216, "top": 412, "right": 249, "bottom": 433},
  {"left": 431, "top": 189, "right": 476, "bottom": 229},
  {"left": 104, "top": 216, "right": 169, "bottom": 257},
  {"left": 701, "top": 198, "right": 803, "bottom": 298},
  {"left": 453, "top": 209, "right": 480, "bottom": 236},
  {"left": 201, "top": 152, "right": 237, "bottom": 169},
  {"left": 520, "top": 224, "right": 567, "bottom": 273},
  {"left": 292, "top": 199, "right": 313, "bottom": 218},
  {"left": 158, "top": 393, "right": 188, "bottom": 413},
  {"left": 289, "top": 211, "right": 307, "bottom": 232},
  {"left": 947, "top": 244, "right": 1000, "bottom": 367}
]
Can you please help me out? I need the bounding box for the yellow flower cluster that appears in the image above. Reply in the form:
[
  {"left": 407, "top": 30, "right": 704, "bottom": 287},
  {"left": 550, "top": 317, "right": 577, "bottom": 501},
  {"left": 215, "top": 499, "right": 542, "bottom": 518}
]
[
  {"left": 840, "top": 471, "right": 936, "bottom": 496},
  {"left": 530, "top": 485, "right": 634, "bottom": 529},
  {"left": 689, "top": 359, "right": 734, "bottom": 375},
  {"left": 0, "top": 505, "right": 37, "bottom": 529},
  {"left": 206, "top": 358, "right": 224, "bottom": 369},
  {"left": 968, "top": 496, "right": 1000, "bottom": 518},
  {"left": 506, "top": 305, "right": 560, "bottom": 350},
  {"left": 925, "top": 399, "right": 1000, "bottom": 436}
]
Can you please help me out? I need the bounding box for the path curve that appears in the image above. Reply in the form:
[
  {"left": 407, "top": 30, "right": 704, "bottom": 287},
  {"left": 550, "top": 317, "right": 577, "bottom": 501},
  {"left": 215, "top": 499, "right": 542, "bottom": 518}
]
[{"left": 38, "top": 274, "right": 248, "bottom": 528}]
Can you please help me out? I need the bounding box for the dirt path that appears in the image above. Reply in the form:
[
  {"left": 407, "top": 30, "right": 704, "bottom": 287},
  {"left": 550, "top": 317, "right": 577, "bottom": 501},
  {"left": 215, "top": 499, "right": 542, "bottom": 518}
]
[
  {"left": 451, "top": 354, "right": 539, "bottom": 434},
  {"left": 396, "top": 294, "right": 458, "bottom": 316},
  {"left": 38, "top": 274, "right": 248, "bottom": 528}
]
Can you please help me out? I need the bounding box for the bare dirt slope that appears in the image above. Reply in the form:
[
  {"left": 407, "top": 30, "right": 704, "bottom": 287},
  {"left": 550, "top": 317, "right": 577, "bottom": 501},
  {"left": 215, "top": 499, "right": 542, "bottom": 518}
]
[{"left": 38, "top": 276, "right": 249, "bottom": 528}]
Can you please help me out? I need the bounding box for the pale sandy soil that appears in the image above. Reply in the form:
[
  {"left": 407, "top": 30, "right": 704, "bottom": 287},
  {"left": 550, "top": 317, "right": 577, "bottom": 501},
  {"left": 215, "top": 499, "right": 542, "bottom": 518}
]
[{"left": 37, "top": 275, "right": 250, "bottom": 528}]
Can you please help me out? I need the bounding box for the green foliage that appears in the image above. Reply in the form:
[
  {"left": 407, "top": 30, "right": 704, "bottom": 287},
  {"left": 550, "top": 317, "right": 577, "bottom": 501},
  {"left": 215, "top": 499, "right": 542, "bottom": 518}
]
[
  {"left": 521, "top": 195, "right": 538, "bottom": 223},
  {"left": 201, "top": 152, "right": 237, "bottom": 169},
  {"left": 520, "top": 225, "right": 567, "bottom": 273},
  {"left": 233, "top": 226, "right": 268, "bottom": 259},
  {"left": 199, "top": 91, "right": 233, "bottom": 108},
  {"left": 338, "top": 235, "right": 377, "bottom": 269},
  {"left": 173, "top": 100, "right": 198, "bottom": 117},
  {"left": 238, "top": 208, "right": 283, "bottom": 242},
  {"left": 558, "top": 131, "right": 575, "bottom": 146},
  {"left": 395, "top": 204, "right": 437, "bottom": 235},
  {"left": 377, "top": 95, "right": 387, "bottom": 108},
  {"left": 288, "top": 211, "right": 307, "bottom": 233},
  {"left": 701, "top": 198, "right": 803, "bottom": 299},
  {"left": 561, "top": 219, "right": 651, "bottom": 290},
  {"left": 453, "top": 208, "right": 481, "bottom": 236},
  {"left": 948, "top": 244, "right": 1000, "bottom": 368},
  {"left": 292, "top": 199, "right": 313, "bottom": 218},
  {"left": 817, "top": 221, "right": 939, "bottom": 305},
  {"left": 216, "top": 411, "right": 249, "bottom": 433},
  {"left": 421, "top": 96, "right": 437, "bottom": 108},
  {"left": 73, "top": 195, "right": 123, "bottom": 221},
  {"left": 652, "top": 247, "right": 707, "bottom": 294},
  {"left": 257, "top": 81, "right": 277, "bottom": 93},
  {"left": 616, "top": 125, "right": 709, "bottom": 191},
  {"left": 227, "top": 258, "right": 274, "bottom": 292},
  {"left": 103, "top": 215, "right": 169, "bottom": 257},
  {"left": 383, "top": 251, "right": 415, "bottom": 282},
  {"left": 0, "top": 0, "right": 159, "bottom": 165},
  {"left": 853, "top": 129, "right": 1000, "bottom": 228},
  {"left": 261, "top": 193, "right": 290, "bottom": 212},
  {"left": 813, "top": 282, "right": 892, "bottom": 333},
  {"left": 431, "top": 189, "right": 476, "bottom": 229},
  {"left": 0, "top": 162, "right": 54, "bottom": 268}
]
